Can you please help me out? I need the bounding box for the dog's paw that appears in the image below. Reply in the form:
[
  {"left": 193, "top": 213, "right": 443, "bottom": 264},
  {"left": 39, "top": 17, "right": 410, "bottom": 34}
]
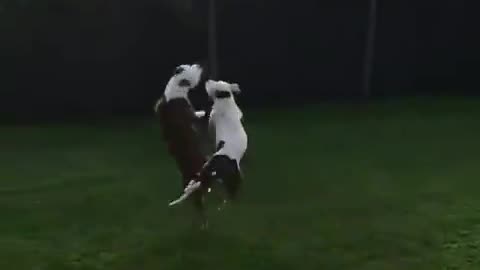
[
  {"left": 195, "top": 111, "right": 206, "bottom": 118},
  {"left": 153, "top": 99, "right": 162, "bottom": 113}
]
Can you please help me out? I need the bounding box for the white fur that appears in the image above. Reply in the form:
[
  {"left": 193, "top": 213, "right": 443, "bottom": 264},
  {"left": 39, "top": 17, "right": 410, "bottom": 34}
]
[
  {"left": 206, "top": 80, "right": 247, "bottom": 167},
  {"left": 194, "top": 110, "right": 206, "bottom": 118},
  {"left": 167, "top": 79, "right": 248, "bottom": 207},
  {"left": 168, "top": 180, "right": 201, "bottom": 206},
  {"left": 153, "top": 99, "right": 162, "bottom": 113},
  {"left": 154, "top": 64, "right": 203, "bottom": 113}
]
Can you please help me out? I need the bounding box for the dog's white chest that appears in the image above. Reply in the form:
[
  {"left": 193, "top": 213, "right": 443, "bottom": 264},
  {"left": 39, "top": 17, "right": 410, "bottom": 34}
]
[{"left": 210, "top": 110, "right": 247, "bottom": 163}]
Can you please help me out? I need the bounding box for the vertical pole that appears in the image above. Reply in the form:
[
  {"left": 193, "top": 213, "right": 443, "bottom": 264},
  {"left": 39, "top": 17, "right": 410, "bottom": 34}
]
[
  {"left": 202, "top": 0, "right": 219, "bottom": 155},
  {"left": 208, "top": 0, "right": 218, "bottom": 80},
  {"left": 363, "top": 0, "right": 378, "bottom": 97}
]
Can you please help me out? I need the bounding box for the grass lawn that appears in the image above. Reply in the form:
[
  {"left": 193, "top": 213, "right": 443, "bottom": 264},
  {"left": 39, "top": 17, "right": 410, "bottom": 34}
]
[{"left": 1, "top": 97, "right": 480, "bottom": 270}]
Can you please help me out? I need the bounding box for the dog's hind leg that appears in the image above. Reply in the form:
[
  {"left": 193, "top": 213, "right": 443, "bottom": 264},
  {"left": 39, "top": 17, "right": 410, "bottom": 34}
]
[{"left": 192, "top": 191, "right": 208, "bottom": 230}]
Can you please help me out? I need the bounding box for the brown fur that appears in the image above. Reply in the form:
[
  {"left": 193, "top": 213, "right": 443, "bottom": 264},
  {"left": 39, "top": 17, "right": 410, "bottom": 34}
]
[{"left": 155, "top": 95, "right": 209, "bottom": 223}]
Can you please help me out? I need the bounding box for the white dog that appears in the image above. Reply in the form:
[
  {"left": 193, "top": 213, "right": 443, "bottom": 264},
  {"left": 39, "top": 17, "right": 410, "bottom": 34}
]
[
  {"left": 169, "top": 79, "right": 248, "bottom": 206},
  {"left": 205, "top": 80, "right": 247, "bottom": 168}
]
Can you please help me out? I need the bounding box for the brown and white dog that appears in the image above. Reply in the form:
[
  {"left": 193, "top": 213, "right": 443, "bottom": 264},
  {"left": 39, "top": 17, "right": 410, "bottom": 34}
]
[
  {"left": 169, "top": 80, "right": 248, "bottom": 214},
  {"left": 153, "top": 64, "right": 211, "bottom": 226}
]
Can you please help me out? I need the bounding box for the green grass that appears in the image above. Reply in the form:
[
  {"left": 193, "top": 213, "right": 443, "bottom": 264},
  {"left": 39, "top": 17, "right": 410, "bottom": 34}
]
[{"left": 1, "top": 97, "right": 480, "bottom": 270}]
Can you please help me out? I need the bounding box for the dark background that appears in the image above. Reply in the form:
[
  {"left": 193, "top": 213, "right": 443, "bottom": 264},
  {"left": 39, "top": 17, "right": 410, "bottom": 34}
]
[{"left": 0, "top": 0, "right": 478, "bottom": 122}]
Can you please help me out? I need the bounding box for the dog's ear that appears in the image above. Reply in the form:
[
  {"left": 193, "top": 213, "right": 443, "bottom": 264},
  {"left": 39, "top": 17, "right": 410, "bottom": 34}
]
[
  {"left": 205, "top": 80, "right": 215, "bottom": 97},
  {"left": 205, "top": 80, "right": 214, "bottom": 87},
  {"left": 230, "top": 83, "right": 241, "bottom": 94}
]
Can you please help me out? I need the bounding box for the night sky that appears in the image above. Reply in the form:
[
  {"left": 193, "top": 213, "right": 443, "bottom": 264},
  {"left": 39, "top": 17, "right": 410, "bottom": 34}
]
[{"left": 0, "top": 0, "right": 478, "bottom": 121}]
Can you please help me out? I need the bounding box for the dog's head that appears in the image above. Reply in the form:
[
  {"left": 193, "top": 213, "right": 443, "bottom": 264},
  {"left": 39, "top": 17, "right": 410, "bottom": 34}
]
[
  {"left": 170, "top": 64, "right": 204, "bottom": 89},
  {"left": 205, "top": 79, "right": 243, "bottom": 121},
  {"left": 164, "top": 63, "right": 204, "bottom": 100},
  {"left": 205, "top": 80, "right": 241, "bottom": 101}
]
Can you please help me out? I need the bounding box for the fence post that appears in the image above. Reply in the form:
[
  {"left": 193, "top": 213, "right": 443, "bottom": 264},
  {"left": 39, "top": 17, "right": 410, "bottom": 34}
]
[
  {"left": 363, "top": 0, "right": 378, "bottom": 97},
  {"left": 208, "top": 0, "right": 218, "bottom": 80}
]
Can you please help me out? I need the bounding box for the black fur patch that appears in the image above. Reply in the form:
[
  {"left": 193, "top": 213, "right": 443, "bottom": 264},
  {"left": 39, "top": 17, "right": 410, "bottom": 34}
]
[
  {"left": 215, "top": 91, "right": 231, "bottom": 99},
  {"left": 216, "top": 140, "right": 225, "bottom": 151},
  {"left": 199, "top": 154, "right": 242, "bottom": 200},
  {"left": 174, "top": 66, "right": 184, "bottom": 75},
  {"left": 178, "top": 79, "right": 191, "bottom": 87}
]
